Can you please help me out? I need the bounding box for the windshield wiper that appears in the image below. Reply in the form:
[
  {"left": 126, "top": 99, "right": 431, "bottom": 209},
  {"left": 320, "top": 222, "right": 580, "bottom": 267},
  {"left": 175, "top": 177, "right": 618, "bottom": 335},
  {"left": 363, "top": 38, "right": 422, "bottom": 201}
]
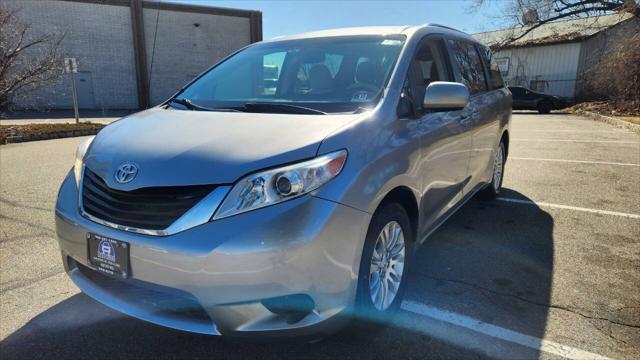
[
  {"left": 168, "top": 98, "right": 241, "bottom": 112},
  {"left": 242, "top": 102, "right": 327, "bottom": 115},
  {"left": 168, "top": 99, "right": 325, "bottom": 114},
  {"left": 168, "top": 97, "right": 200, "bottom": 110}
]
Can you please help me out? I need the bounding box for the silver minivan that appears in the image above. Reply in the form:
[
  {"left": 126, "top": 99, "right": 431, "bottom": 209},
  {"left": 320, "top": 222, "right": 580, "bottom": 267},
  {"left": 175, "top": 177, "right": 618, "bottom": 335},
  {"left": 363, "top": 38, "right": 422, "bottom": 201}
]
[{"left": 55, "top": 24, "right": 511, "bottom": 337}]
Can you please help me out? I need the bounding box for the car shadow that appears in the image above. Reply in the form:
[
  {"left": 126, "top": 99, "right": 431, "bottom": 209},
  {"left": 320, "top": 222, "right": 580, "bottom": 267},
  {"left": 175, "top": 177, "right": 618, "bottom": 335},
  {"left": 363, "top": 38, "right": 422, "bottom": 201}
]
[
  {"left": 404, "top": 188, "right": 554, "bottom": 358},
  {"left": 0, "top": 189, "right": 552, "bottom": 359},
  {"left": 0, "top": 293, "right": 483, "bottom": 359}
]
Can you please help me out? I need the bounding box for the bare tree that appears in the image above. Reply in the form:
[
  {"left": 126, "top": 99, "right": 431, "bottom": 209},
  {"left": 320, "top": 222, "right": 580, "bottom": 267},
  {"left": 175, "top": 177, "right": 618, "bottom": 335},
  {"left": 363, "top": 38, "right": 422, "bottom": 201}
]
[
  {"left": 473, "top": 0, "right": 639, "bottom": 108},
  {"left": 473, "top": 0, "right": 639, "bottom": 47},
  {"left": 580, "top": 29, "right": 640, "bottom": 104},
  {"left": 0, "top": 6, "right": 65, "bottom": 113}
]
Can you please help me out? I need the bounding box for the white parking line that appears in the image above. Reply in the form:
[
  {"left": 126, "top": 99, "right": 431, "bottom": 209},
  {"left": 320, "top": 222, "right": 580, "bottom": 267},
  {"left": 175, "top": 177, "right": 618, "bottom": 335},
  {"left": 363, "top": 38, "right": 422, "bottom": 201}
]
[
  {"left": 497, "top": 198, "right": 640, "bottom": 219},
  {"left": 401, "top": 301, "right": 612, "bottom": 360},
  {"left": 510, "top": 157, "right": 640, "bottom": 167},
  {"left": 514, "top": 130, "right": 625, "bottom": 133},
  {"left": 514, "top": 139, "right": 640, "bottom": 144}
]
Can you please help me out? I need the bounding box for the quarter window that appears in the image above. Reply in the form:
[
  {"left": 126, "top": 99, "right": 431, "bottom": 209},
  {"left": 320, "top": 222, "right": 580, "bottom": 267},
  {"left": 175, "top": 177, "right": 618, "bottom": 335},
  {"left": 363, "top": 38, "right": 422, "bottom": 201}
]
[
  {"left": 448, "top": 40, "right": 487, "bottom": 95},
  {"left": 509, "top": 87, "right": 524, "bottom": 96}
]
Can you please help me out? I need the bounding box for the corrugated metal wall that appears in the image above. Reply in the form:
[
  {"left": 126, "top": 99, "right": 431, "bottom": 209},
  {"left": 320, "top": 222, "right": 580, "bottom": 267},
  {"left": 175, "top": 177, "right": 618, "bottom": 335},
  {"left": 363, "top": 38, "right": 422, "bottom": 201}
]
[{"left": 495, "top": 42, "right": 582, "bottom": 98}]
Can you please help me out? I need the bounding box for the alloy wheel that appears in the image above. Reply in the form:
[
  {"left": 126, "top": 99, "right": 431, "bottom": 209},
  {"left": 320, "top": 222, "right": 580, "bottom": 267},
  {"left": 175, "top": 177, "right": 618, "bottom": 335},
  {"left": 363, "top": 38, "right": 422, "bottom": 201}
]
[
  {"left": 492, "top": 144, "right": 504, "bottom": 191},
  {"left": 369, "top": 221, "right": 406, "bottom": 311}
]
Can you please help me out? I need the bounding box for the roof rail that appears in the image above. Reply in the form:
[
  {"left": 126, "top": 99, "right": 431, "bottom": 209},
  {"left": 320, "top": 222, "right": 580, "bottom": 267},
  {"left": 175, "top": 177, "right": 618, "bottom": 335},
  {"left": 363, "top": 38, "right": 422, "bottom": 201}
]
[{"left": 424, "top": 23, "right": 468, "bottom": 34}]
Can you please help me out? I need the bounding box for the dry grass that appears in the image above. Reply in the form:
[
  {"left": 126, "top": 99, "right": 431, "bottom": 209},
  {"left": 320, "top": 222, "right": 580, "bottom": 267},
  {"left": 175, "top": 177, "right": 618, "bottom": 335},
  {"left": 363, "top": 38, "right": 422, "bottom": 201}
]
[
  {"left": 579, "top": 31, "right": 640, "bottom": 105},
  {"left": 567, "top": 101, "right": 640, "bottom": 126},
  {"left": 567, "top": 100, "right": 640, "bottom": 116},
  {"left": 615, "top": 116, "right": 640, "bottom": 125}
]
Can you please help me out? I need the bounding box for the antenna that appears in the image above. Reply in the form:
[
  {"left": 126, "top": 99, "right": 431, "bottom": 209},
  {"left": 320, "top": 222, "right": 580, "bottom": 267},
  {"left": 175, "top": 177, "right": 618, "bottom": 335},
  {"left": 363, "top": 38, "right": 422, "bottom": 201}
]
[{"left": 148, "top": 0, "right": 161, "bottom": 101}]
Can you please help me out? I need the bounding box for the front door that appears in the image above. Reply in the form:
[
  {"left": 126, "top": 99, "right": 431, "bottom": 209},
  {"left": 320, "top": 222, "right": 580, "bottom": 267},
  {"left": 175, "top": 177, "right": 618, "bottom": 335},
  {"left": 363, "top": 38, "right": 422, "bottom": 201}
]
[{"left": 405, "top": 37, "right": 472, "bottom": 238}]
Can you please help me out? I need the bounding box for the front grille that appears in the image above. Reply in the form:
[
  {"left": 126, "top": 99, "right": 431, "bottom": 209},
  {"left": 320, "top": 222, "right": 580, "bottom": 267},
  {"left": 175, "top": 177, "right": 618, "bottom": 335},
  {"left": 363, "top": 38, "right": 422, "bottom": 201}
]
[{"left": 82, "top": 168, "right": 215, "bottom": 230}]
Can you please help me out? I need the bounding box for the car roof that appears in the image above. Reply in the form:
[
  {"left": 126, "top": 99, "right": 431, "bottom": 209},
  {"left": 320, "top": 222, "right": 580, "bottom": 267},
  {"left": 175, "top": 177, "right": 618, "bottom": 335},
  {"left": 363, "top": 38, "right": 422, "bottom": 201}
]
[
  {"left": 269, "top": 26, "right": 414, "bottom": 41},
  {"left": 267, "top": 24, "right": 478, "bottom": 43}
]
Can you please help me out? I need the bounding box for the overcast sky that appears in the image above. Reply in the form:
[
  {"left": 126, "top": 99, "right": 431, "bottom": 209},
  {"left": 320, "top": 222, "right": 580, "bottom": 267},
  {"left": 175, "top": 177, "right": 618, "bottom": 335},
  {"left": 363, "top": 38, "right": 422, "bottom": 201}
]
[{"left": 173, "top": 0, "right": 509, "bottom": 39}]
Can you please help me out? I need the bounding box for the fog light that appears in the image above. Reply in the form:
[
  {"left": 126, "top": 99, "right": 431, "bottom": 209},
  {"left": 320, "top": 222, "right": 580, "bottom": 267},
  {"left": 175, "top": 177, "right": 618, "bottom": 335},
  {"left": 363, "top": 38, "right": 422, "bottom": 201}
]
[{"left": 262, "top": 294, "right": 315, "bottom": 324}]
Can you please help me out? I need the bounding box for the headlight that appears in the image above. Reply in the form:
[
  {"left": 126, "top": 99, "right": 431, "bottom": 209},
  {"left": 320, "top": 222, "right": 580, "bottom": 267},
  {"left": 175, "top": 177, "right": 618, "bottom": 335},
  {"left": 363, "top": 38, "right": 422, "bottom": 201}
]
[
  {"left": 213, "top": 150, "right": 347, "bottom": 220},
  {"left": 73, "top": 136, "right": 95, "bottom": 187}
]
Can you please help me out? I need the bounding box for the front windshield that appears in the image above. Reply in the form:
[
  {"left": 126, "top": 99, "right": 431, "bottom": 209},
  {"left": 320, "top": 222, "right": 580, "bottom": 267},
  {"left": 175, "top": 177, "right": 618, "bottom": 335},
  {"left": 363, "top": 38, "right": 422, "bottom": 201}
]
[{"left": 174, "top": 35, "right": 406, "bottom": 113}]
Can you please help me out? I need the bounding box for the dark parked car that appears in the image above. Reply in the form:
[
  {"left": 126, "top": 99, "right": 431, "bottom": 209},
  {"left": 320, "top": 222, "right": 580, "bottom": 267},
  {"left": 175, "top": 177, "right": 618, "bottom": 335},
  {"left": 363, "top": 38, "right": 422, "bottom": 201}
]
[{"left": 509, "top": 86, "right": 566, "bottom": 114}]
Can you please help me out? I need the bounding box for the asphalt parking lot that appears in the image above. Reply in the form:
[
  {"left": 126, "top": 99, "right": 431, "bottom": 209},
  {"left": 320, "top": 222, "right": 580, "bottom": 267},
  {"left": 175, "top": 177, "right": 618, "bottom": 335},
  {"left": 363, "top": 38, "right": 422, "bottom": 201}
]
[{"left": 1, "top": 112, "right": 639, "bottom": 359}]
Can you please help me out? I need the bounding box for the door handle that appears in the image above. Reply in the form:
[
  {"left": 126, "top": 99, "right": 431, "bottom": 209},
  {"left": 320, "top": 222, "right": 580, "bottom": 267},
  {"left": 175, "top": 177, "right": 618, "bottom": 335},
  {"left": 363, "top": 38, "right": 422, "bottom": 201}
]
[{"left": 461, "top": 109, "right": 479, "bottom": 118}]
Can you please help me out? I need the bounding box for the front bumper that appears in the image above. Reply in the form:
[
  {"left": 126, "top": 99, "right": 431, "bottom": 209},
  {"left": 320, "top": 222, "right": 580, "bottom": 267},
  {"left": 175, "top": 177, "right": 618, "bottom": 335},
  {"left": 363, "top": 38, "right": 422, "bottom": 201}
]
[{"left": 55, "top": 171, "right": 370, "bottom": 336}]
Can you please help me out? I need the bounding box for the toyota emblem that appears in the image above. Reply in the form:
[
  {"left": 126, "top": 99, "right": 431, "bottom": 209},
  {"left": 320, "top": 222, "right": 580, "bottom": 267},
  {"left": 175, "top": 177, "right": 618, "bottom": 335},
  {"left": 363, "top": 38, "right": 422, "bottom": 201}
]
[{"left": 114, "top": 163, "right": 139, "bottom": 184}]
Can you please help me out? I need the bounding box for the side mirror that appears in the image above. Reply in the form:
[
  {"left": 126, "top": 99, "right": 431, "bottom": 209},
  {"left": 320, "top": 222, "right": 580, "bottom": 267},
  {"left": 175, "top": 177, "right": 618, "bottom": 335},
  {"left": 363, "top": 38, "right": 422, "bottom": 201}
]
[{"left": 423, "top": 81, "right": 469, "bottom": 111}]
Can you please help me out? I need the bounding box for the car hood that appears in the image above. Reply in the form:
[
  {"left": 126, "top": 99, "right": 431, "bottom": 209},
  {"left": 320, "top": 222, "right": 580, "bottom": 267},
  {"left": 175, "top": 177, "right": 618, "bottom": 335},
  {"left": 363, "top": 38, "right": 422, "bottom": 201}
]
[{"left": 85, "top": 108, "right": 359, "bottom": 190}]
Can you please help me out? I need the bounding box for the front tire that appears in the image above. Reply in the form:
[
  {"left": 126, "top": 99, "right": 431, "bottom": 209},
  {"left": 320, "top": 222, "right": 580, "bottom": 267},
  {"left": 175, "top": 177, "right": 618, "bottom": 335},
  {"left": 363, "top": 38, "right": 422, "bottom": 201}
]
[
  {"left": 479, "top": 140, "right": 506, "bottom": 200},
  {"left": 537, "top": 100, "right": 552, "bottom": 114},
  {"left": 354, "top": 203, "right": 413, "bottom": 323}
]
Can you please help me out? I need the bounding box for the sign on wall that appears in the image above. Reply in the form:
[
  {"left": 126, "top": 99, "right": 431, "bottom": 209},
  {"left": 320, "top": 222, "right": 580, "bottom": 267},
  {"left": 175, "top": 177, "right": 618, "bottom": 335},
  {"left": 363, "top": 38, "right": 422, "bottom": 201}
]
[
  {"left": 495, "top": 57, "right": 510, "bottom": 75},
  {"left": 64, "top": 58, "right": 78, "bottom": 73}
]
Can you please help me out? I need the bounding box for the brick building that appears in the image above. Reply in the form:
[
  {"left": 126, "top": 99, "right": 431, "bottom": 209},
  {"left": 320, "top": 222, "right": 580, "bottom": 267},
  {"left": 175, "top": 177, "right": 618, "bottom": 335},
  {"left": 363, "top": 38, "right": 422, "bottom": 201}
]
[{"left": 6, "top": 0, "right": 262, "bottom": 110}]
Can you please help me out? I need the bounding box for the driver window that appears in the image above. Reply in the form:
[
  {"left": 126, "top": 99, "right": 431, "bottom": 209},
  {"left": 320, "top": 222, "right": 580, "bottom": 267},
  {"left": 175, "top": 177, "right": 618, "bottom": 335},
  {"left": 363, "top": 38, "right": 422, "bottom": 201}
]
[{"left": 410, "top": 38, "right": 451, "bottom": 112}]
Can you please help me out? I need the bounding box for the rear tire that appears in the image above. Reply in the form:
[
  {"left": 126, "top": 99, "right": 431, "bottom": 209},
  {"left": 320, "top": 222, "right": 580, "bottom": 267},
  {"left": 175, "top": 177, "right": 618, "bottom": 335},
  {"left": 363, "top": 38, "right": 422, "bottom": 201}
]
[
  {"left": 354, "top": 203, "right": 413, "bottom": 325},
  {"left": 479, "top": 140, "right": 506, "bottom": 200},
  {"left": 537, "top": 100, "right": 552, "bottom": 114}
]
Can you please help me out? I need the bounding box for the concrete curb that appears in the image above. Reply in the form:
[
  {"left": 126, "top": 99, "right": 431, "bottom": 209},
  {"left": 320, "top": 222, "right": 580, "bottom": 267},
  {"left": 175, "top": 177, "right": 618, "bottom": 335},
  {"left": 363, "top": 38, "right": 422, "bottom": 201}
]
[
  {"left": 574, "top": 110, "right": 640, "bottom": 135},
  {"left": 2, "top": 128, "right": 101, "bottom": 145}
]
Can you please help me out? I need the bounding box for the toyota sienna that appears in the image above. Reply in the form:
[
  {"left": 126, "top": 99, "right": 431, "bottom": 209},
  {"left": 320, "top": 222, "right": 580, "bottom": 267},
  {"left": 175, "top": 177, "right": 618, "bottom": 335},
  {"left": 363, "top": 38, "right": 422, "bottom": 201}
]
[{"left": 55, "top": 24, "right": 511, "bottom": 337}]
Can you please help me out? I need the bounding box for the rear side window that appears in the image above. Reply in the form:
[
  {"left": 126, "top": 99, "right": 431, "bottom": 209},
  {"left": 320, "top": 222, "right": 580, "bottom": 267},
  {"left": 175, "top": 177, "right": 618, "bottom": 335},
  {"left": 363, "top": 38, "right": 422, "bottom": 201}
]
[
  {"left": 478, "top": 46, "right": 504, "bottom": 90},
  {"left": 448, "top": 40, "right": 487, "bottom": 95},
  {"left": 509, "top": 86, "right": 526, "bottom": 96}
]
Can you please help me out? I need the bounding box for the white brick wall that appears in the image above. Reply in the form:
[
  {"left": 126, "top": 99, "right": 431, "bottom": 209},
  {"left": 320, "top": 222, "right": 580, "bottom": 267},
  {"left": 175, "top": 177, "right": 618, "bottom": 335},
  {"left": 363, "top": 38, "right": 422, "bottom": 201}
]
[
  {"left": 6, "top": 0, "right": 253, "bottom": 110},
  {"left": 143, "top": 8, "right": 251, "bottom": 105},
  {"left": 8, "top": 0, "right": 139, "bottom": 110}
]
